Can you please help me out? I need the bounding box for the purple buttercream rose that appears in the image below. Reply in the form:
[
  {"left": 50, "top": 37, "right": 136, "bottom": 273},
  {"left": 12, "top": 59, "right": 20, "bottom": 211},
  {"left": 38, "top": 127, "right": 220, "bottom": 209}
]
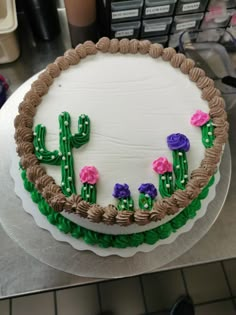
[
  {"left": 138, "top": 183, "right": 157, "bottom": 199},
  {"left": 113, "top": 183, "right": 131, "bottom": 199},
  {"left": 167, "top": 133, "right": 190, "bottom": 152}
]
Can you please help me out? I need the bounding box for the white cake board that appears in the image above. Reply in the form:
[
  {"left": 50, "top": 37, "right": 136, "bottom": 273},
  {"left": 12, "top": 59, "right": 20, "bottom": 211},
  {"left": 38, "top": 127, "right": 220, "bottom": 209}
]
[
  {"left": 9, "top": 145, "right": 220, "bottom": 257},
  {"left": 0, "top": 72, "right": 231, "bottom": 277}
]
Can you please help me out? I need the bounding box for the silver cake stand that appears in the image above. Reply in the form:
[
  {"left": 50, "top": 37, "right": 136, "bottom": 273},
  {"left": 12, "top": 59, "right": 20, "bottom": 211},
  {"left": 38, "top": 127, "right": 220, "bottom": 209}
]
[{"left": 0, "top": 75, "right": 232, "bottom": 279}]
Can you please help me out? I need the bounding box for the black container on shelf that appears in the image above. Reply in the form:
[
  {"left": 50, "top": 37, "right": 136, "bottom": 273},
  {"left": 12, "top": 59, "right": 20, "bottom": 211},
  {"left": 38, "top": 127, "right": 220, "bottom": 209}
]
[
  {"left": 143, "top": 0, "right": 177, "bottom": 19},
  {"left": 22, "top": 0, "right": 60, "bottom": 41},
  {"left": 111, "top": 0, "right": 144, "bottom": 23},
  {"left": 141, "top": 17, "right": 172, "bottom": 37},
  {"left": 111, "top": 21, "right": 141, "bottom": 38}
]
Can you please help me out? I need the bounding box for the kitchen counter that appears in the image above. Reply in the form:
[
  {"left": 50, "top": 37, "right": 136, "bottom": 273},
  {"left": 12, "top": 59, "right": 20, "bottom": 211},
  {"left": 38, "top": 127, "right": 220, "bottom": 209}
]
[{"left": 0, "top": 10, "right": 235, "bottom": 298}]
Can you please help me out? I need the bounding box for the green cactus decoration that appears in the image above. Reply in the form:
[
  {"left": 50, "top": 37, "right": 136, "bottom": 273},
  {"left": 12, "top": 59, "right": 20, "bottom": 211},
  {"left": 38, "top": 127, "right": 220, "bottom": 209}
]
[
  {"left": 138, "top": 183, "right": 158, "bottom": 210},
  {"left": 79, "top": 166, "right": 99, "bottom": 204},
  {"left": 190, "top": 110, "right": 215, "bottom": 148},
  {"left": 172, "top": 150, "right": 188, "bottom": 190},
  {"left": 113, "top": 184, "right": 134, "bottom": 211},
  {"left": 167, "top": 133, "right": 190, "bottom": 190},
  {"left": 33, "top": 111, "right": 90, "bottom": 196},
  {"left": 152, "top": 157, "right": 174, "bottom": 198},
  {"left": 201, "top": 119, "right": 215, "bottom": 148},
  {"left": 159, "top": 172, "right": 174, "bottom": 198}
]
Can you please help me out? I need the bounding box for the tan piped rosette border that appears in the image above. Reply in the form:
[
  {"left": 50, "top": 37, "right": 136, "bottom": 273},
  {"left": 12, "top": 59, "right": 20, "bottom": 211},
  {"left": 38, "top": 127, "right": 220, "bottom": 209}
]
[{"left": 14, "top": 37, "right": 229, "bottom": 227}]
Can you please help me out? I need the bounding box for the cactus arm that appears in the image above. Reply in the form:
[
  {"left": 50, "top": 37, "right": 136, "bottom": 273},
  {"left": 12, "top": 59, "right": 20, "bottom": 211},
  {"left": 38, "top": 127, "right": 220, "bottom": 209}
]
[
  {"left": 70, "top": 115, "right": 90, "bottom": 148},
  {"left": 33, "top": 124, "right": 61, "bottom": 165}
]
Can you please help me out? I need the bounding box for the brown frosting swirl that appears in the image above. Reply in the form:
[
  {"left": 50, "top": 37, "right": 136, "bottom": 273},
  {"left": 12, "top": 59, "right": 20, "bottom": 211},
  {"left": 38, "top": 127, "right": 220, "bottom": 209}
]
[
  {"left": 102, "top": 204, "right": 118, "bottom": 225},
  {"left": 24, "top": 90, "right": 41, "bottom": 107},
  {"left": 16, "top": 141, "right": 34, "bottom": 156},
  {"left": 210, "top": 106, "right": 227, "bottom": 119},
  {"left": 162, "top": 47, "right": 176, "bottom": 61},
  {"left": 173, "top": 190, "right": 190, "bottom": 208},
  {"left": 119, "top": 38, "right": 130, "bottom": 54},
  {"left": 116, "top": 210, "right": 133, "bottom": 226},
  {"left": 20, "top": 153, "right": 39, "bottom": 169},
  {"left": 129, "top": 39, "right": 139, "bottom": 54},
  {"left": 208, "top": 96, "right": 225, "bottom": 110},
  {"left": 149, "top": 43, "right": 163, "bottom": 58},
  {"left": 38, "top": 71, "right": 53, "bottom": 86},
  {"left": 162, "top": 195, "right": 179, "bottom": 215},
  {"left": 201, "top": 158, "right": 217, "bottom": 176},
  {"left": 108, "top": 38, "right": 119, "bottom": 54},
  {"left": 180, "top": 58, "right": 195, "bottom": 74},
  {"left": 170, "top": 53, "right": 186, "bottom": 68},
  {"left": 214, "top": 127, "right": 228, "bottom": 142},
  {"left": 138, "top": 40, "right": 151, "bottom": 54},
  {"left": 189, "top": 67, "right": 205, "bottom": 82},
  {"left": 191, "top": 168, "right": 210, "bottom": 188},
  {"left": 26, "top": 165, "right": 46, "bottom": 183},
  {"left": 35, "top": 174, "right": 55, "bottom": 192},
  {"left": 18, "top": 101, "right": 36, "bottom": 117},
  {"left": 42, "top": 183, "right": 62, "bottom": 200},
  {"left": 96, "top": 37, "right": 110, "bottom": 52},
  {"left": 31, "top": 80, "right": 49, "bottom": 97},
  {"left": 15, "top": 127, "right": 33, "bottom": 142},
  {"left": 87, "top": 205, "right": 104, "bottom": 223},
  {"left": 14, "top": 114, "right": 33, "bottom": 128},
  {"left": 75, "top": 44, "right": 87, "bottom": 58},
  {"left": 46, "top": 63, "right": 61, "bottom": 78},
  {"left": 64, "top": 194, "right": 83, "bottom": 213},
  {"left": 205, "top": 147, "right": 221, "bottom": 164},
  {"left": 134, "top": 210, "right": 150, "bottom": 225},
  {"left": 76, "top": 200, "right": 90, "bottom": 217},
  {"left": 55, "top": 56, "right": 70, "bottom": 71},
  {"left": 150, "top": 202, "right": 167, "bottom": 221},
  {"left": 214, "top": 136, "right": 227, "bottom": 147},
  {"left": 185, "top": 180, "right": 201, "bottom": 199},
  {"left": 64, "top": 49, "right": 80, "bottom": 65},
  {"left": 212, "top": 117, "right": 229, "bottom": 129},
  {"left": 196, "top": 76, "right": 214, "bottom": 89},
  {"left": 84, "top": 40, "right": 97, "bottom": 55},
  {"left": 49, "top": 193, "right": 66, "bottom": 212},
  {"left": 202, "top": 86, "right": 221, "bottom": 101}
]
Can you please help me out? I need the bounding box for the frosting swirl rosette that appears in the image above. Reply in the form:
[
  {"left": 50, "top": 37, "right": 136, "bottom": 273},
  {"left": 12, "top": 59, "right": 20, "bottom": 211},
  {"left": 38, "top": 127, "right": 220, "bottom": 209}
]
[
  {"left": 79, "top": 166, "right": 99, "bottom": 184},
  {"left": 190, "top": 110, "right": 210, "bottom": 127},
  {"left": 167, "top": 133, "right": 190, "bottom": 152},
  {"left": 152, "top": 157, "right": 172, "bottom": 174},
  {"left": 113, "top": 183, "right": 130, "bottom": 199},
  {"left": 138, "top": 183, "right": 157, "bottom": 199}
]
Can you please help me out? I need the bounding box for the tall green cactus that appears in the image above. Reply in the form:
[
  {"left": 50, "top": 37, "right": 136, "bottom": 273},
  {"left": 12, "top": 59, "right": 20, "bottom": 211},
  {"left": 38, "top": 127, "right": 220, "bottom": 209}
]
[{"left": 33, "top": 111, "right": 90, "bottom": 196}]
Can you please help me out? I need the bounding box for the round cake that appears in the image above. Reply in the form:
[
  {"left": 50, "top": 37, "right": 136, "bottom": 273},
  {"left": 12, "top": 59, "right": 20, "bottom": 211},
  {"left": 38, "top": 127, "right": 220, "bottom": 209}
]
[{"left": 14, "top": 38, "right": 228, "bottom": 255}]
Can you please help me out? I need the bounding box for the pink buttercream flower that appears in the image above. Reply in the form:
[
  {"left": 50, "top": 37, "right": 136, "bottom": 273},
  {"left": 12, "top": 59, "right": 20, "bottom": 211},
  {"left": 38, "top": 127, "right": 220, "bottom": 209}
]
[
  {"left": 190, "top": 110, "right": 210, "bottom": 127},
  {"left": 79, "top": 166, "right": 99, "bottom": 184},
  {"left": 152, "top": 157, "right": 172, "bottom": 175}
]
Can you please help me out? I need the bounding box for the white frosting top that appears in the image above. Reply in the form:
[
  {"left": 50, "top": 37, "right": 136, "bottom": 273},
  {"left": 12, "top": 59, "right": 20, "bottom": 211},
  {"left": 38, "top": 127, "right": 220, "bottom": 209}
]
[{"left": 34, "top": 53, "right": 209, "bottom": 209}]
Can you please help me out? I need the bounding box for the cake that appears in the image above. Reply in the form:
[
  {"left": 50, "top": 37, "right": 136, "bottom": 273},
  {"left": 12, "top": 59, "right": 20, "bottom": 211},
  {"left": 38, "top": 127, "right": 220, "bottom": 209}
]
[{"left": 13, "top": 38, "right": 228, "bottom": 254}]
